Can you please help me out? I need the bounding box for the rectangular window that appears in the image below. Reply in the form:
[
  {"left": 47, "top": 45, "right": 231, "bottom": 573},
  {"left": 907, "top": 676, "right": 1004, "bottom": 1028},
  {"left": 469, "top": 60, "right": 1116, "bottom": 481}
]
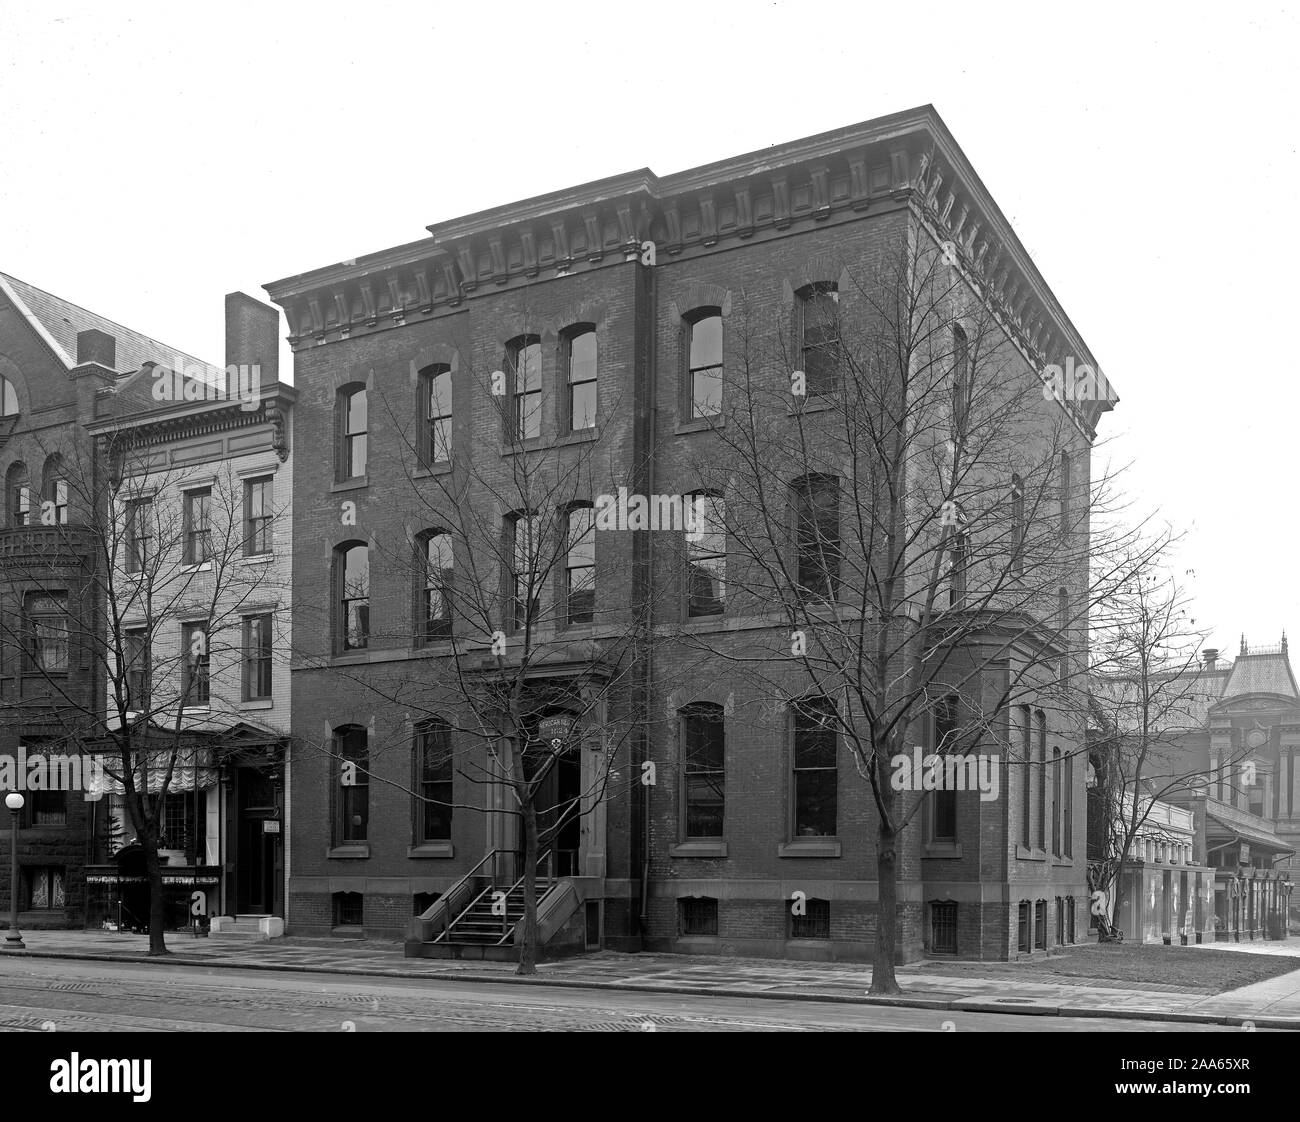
[
  {"left": 1017, "top": 900, "right": 1030, "bottom": 952},
  {"left": 183, "top": 488, "right": 212, "bottom": 565},
  {"left": 565, "top": 507, "right": 595, "bottom": 625},
  {"left": 793, "top": 699, "right": 837, "bottom": 837},
  {"left": 1036, "top": 710, "right": 1047, "bottom": 850},
  {"left": 800, "top": 284, "right": 840, "bottom": 396},
  {"left": 1010, "top": 475, "right": 1025, "bottom": 577},
  {"left": 337, "top": 727, "right": 368, "bottom": 844},
  {"left": 52, "top": 479, "right": 68, "bottom": 524},
  {"left": 510, "top": 338, "right": 542, "bottom": 442},
  {"left": 567, "top": 329, "right": 597, "bottom": 431},
  {"left": 24, "top": 866, "right": 65, "bottom": 910},
  {"left": 1019, "top": 705, "right": 1032, "bottom": 848},
  {"left": 793, "top": 476, "right": 840, "bottom": 599},
  {"left": 688, "top": 313, "right": 723, "bottom": 418},
  {"left": 25, "top": 593, "right": 69, "bottom": 672},
  {"left": 161, "top": 792, "right": 196, "bottom": 853},
  {"left": 931, "top": 900, "right": 958, "bottom": 954},
  {"left": 1059, "top": 451, "right": 1071, "bottom": 539},
  {"left": 126, "top": 498, "right": 152, "bottom": 573},
  {"left": 510, "top": 513, "right": 541, "bottom": 632},
  {"left": 931, "top": 696, "right": 958, "bottom": 841},
  {"left": 423, "top": 534, "right": 453, "bottom": 641},
  {"left": 947, "top": 531, "right": 967, "bottom": 610},
  {"left": 1052, "top": 748, "right": 1062, "bottom": 856},
  {"left": 1064, "top": 752, "right": 1073, "bottom": 859},
  {"left": 1066, "top": 896, "right": 1076, "bottom": 942},
  {"left": 182, "top": 621, "right": 210, "bottom": 706},
  {"left": 14, "top": 483, "right": 30, "bottom": 526},
  {"left": 686, "top": 494, "right": 725, "bottom": 617},
  {"left": 124, "top": 627, "right": 149, "bottom": 710},
  {"left": 790, "top": 898, "right": 831, "bottom": 939},
  {"left": 242, "top": 613, "right": 273, "bottom": 700},
  {"left": 333, "top": 892, "right": 363, "bottom": 926},
  {"left": 1056, "top": 897, "right": 1065, "bottom": 945},
  {"left": 1035, "top": 899, "right": 1047, "bottom": 950},
  {"left": 244, "top": 476, "right": 274, "bottom": 556},
  {"left": 682, "top": 705, "right": 725, "bottom": 838},
  {"left": 418, "top": 722, "right": 453, "bottom": 842},
  {"left": 678, "top": 897, "right": 717, "bottom": 936},
  {"left": 424, "top": 366, "right": 453, "bottom": 464},
  {"left": 340, "top": 388, "right": 368, "bottom": 480},
  {"left": 339, "top": 545, "right": 370, "bottom": 652}
]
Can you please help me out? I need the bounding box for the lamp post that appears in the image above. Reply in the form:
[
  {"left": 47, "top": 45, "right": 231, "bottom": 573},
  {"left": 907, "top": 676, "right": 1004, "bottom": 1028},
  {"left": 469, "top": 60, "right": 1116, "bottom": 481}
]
[{"left": 4, "top": 792, "right": 24, "bottom": 951}]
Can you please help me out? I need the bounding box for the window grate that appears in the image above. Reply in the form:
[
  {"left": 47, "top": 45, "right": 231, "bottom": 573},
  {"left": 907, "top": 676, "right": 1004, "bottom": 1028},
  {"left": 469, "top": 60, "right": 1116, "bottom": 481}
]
[
  {"left": 931, "top": 900, "right": 958, "bottom": 954},
  {"left": 334, "top": 892, "right": 363, "bottom": 926},
  {"left": 790, "top": 898, "right": 830, "bottom": 940},
  {"left": 679, "top": 897, "right": 717, "bottom": 936}
]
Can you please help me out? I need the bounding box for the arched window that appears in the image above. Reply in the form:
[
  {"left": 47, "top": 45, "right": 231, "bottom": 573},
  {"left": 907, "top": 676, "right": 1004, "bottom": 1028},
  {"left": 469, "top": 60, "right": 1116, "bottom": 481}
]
[
  {"left": 686, "top": 309, "right": 723, "bottom": 418},
  {"left": 420, "top": 531, "right": 453, "bottom": 642},
  {"left": 0, "top": 375, "right": 17, "bottom": 418},
  {"left": 1052, "top": 747, "right": 1062, "bottom": 856},
  {"left": 334, "top": 725, "right": 368, "bottom": 844},
  {"left": 1058, "top": 451, "right": 1071, "bottom": 538},
  {"left": 336, "top": 543, "right": 370, "bottom": 652},
  {"left": 947, "top": 529, "right": 968, "bottom": 610},
  {"left": 415, "top": 718, "right": 453, "bottom": 842},
  {"left": 791, "top": 697, "right": 838, "bottom": 837},
  {"left": 792, "top": 474, "right": 840, "bottom": 599},
  {"left": 507, "top": 335, "right": 542, "bottom": 441},
  {"left": 1035, "top": 710, "right": 1047, "bottom": 850},
  {"left": 5, "top": 462, "right": 30, "bottom": 527},
  {"left": 42, "top": 455, "right": 68, "bottom": 525},
  {"left": 798, "top": 282, "right": 840, "bottom": 396},
  {"left": 420, "top": 364, "right": 452, "bottom": 465},
  {"left": 565, "top": 326, "right": 597, "bottom": 431},
  {"left": 336, "top": 385, "right": 368, "bottom": 481},
  {"left": 686, "top": 492, "right": 725, "bottom": 617},
  {"left": 931, "top": 695, "right": 959, "bottom": 841},
  {"left": 681, "top": 702, "right": 725, "bottom": 838},
  {"left": 564, "top": 505, "right": 595, "bottom": 626}
]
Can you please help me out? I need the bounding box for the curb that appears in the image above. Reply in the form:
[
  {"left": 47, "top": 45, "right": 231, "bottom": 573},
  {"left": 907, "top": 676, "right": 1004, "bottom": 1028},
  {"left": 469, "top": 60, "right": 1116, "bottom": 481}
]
[{"left": 4, "top": 946, "right": 1297, "bottom": 1027}]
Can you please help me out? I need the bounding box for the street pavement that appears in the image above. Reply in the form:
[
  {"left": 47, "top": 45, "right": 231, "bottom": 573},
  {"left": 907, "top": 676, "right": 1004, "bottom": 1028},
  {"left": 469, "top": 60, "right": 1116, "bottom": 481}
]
[
  {"left": 3, "top": 929, "right": 1300, "bottom": 1027},
  {"left": 0, "top": 956, "right": 1260, "bottom": 1032}
]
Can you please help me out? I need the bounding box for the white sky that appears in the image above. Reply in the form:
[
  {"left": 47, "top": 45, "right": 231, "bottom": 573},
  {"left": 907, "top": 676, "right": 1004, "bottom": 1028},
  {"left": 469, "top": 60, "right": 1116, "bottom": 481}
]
[{"left": 1, "top": 0, "right": 1296, "bottom": 657}]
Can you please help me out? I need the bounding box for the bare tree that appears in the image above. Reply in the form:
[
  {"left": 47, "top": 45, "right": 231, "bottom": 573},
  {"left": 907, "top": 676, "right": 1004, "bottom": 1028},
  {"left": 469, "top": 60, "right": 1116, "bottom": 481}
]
[
  {"left": 666, "top": 226, "right": 1156, "bottom": 991},
  {"left": 1080, "top": 557, "right": 1235, "bottom": 940}
]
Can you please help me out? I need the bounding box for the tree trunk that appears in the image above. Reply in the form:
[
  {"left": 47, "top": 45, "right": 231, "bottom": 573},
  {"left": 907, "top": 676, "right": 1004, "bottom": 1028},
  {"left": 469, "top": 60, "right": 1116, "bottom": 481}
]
[
  {"left": 517, "top": 797, "right": 539, "bottom": 976},
  {"left": 141, "top": 823, "right": 169, "bottom": 955},
  {"left": 871, "top": 821, "right": 900, "bottom": 994}
]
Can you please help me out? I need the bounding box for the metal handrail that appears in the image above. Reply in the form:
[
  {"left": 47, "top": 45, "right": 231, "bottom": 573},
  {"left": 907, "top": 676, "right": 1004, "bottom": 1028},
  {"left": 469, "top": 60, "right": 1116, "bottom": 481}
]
[
  {"left": 430, "top": 848, "right": 503, "bottom": 943},
  {"left": 494, "top": 848, "right": 555, "bottom": 945}
]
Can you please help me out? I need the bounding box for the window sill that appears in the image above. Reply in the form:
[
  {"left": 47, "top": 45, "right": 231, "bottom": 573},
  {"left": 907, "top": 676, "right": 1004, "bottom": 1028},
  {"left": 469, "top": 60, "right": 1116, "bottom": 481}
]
[
  {"left": 182, "top": 705, "right": 210, "bottom": 714},
  {"left": 670, "top": 841, "right": 728, "bottom": 858},
  {"left": 558, "top": 426, "right": 598, "bottom": 445},
  {"left": 500, "top": 438, "right": 546, "bottom": 457},
  {"left": 1015, "top": 844, "right": 1047, "bottom": 862},
  {"left": 778, "top": 838, "right": 841, "bottom": 858},
  {"left": 924, "top": 841, "right": 963, "bottom": 859},
  {"left": 413, "top": 460, "right": 452, "bottom": 479},
  {"left": 239, "top": 553, "right": 275, "bottom": 566},
  {"left": 327, "top": 844, "right": 370, "bottom": 860},
  {"left": 180, "top": 562, "right": 213, "bottom": 575},
  {"left": 408, "top": 843, "right": 454, "bottom": 859},
  {"left": 238, "top": 698, "right": 275, "bottom": 711},
  {"left": 787, "top": 395, "right": 839, "bottom": 416},
  {"left": 331, "top": 477, "right": 368, "bottom": 493},
  {"left": 675, "top": 416, "right": 724, "bottom": 436},
  {"left": 330, "top": 650, "right": 371, "bottom": 665}
]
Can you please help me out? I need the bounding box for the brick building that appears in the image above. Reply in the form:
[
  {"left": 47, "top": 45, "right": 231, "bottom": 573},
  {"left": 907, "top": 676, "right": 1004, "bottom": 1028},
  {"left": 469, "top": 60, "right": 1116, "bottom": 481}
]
[
  {"left": 267, "top": 105, "right": 1114, "bottom": 960},
  {"left": 0, "top": 272, "right": 214, "bottom": 927}
]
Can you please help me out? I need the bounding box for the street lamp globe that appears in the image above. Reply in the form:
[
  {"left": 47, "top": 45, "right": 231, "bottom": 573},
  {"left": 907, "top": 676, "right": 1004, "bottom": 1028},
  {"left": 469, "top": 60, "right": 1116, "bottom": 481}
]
[{"left": 3, "top": 793, "right": 22, "bottom": 812}]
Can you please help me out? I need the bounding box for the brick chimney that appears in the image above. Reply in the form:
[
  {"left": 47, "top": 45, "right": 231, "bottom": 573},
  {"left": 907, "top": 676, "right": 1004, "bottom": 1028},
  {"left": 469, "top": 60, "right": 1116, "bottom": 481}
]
[
  {"left": 1203, "top": 648, "right": 1219, "bottom": 671},
  {"left": 224, "top": 292, "right": 279, "bottom": 395},
  {"left": 76, "top": 328, "right": 115, "bottom": 370}
]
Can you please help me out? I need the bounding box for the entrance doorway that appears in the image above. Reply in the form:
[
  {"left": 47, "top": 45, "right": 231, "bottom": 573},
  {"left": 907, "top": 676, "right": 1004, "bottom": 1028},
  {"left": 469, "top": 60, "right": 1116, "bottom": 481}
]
[
  {"left": 536, "top": 749, "right": 581, "bottom": 878},
  {"left": 233, "top": 767, "right": 281, "bottom": 915}
]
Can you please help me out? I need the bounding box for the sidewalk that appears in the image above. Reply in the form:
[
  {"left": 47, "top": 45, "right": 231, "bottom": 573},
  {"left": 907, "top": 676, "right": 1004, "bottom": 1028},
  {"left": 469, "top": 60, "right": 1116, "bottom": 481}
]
[{"left": 4, "top": 929, "right": 1300, "bottom": 1027}]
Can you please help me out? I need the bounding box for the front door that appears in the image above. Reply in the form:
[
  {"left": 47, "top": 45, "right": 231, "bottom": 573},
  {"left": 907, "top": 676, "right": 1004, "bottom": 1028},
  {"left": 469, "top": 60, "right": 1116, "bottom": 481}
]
[
  {"left": 234, "top": 767, "right": 280, "bottom": 915},
  {"left": 536, "top": 749, "right": 581, "bottom": 878}
]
